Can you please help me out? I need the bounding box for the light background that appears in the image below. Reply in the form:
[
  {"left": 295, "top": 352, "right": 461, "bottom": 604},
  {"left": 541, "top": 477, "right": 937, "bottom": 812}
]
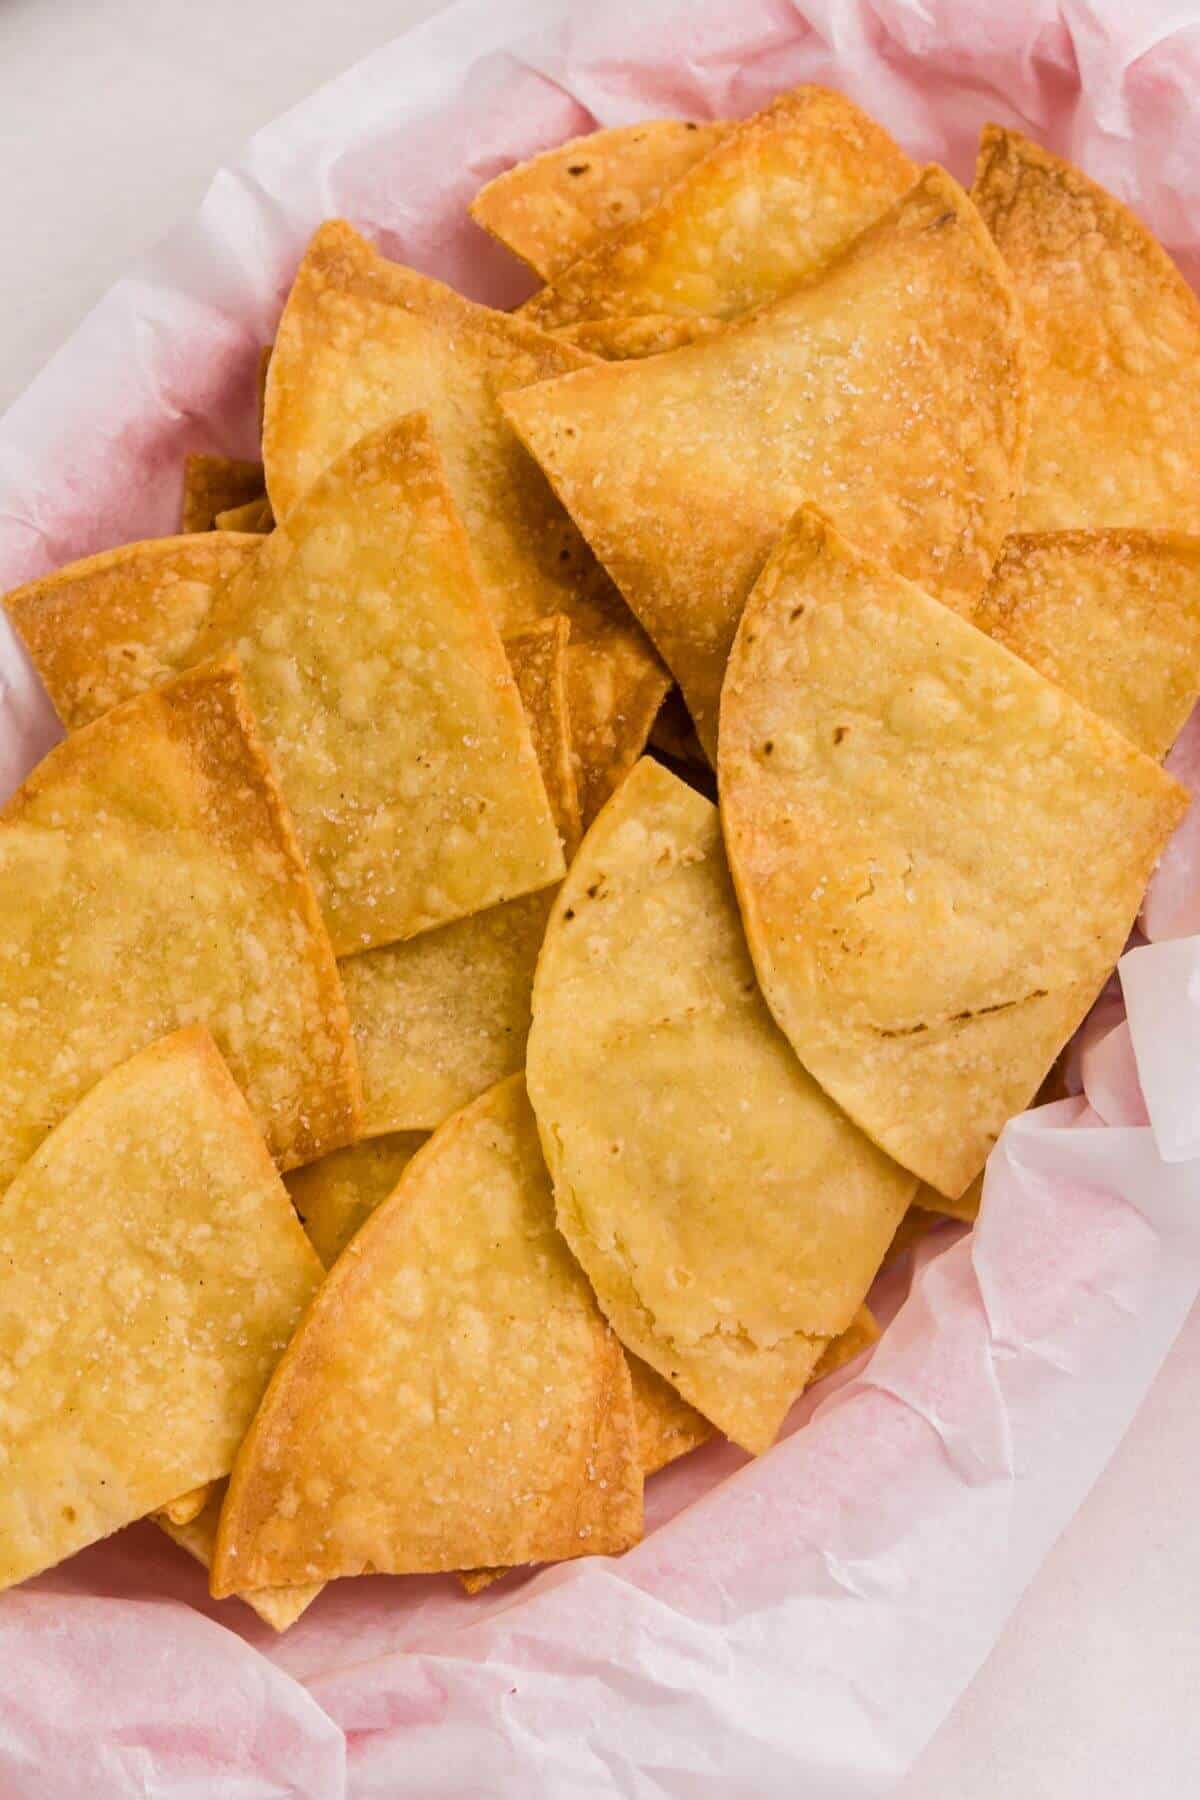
[{"left": 2, "top": 0, "right": 1197, "bottom": 1792}]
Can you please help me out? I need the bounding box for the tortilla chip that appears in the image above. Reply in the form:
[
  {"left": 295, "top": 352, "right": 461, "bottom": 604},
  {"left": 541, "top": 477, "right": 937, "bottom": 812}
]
[
  {"left": 471, "top": 120, "right": 725, "bottom": 280},
  {"left": 156, "top": 1480, "right": 322, "bottom": 1632},
  {"left": 628, "top": 1357, "right": 714, "bottom": 1476},
  {"left": 180, "top": 454, "right": 266, "bottom": 533},
  {"left": 0, "top": 1028, "right": 323, "bottom": 1594},
  {"left": 285, "top": 1131, "right": 427, "bottom": 1267},
  {"left": 520, "top": 85, "right": 915, "bottom": 331},
  {"left": 211, "top": 1075, "right": 642, "bottom": 1592},
  {"left": 337, "top": 612, "right": 579, "bottom": 1135},
  {"left": 4, "top": 534, "right": 261, "bottom": 729},
  {"left": 257, "top": 344, "right": 273, "bottom": 437},
  {"left": 567, "top": 626, "right": 671, "bottom": 826},
  {"left": 631, "top": 1295, "right": 880, "bottom": 1482},
  {"left": 813, "top": 1307, "right": 880, "bottom": 1379},
  {"left": 884, "top": 1207, "right": 935, "bottom": 1261},
  {"left": 505, "top": 615, "right": 581, "bottom": 855},
  {"left": 265, "top": 219, "right": 665, "bottom": 792},
  {"left": 0, "top": 659, "right": 361, "bottom": 1185},
  {"left": 718, "top": 507, "right": 1187, "bottom": 1197},
  {"left": 215, "top": 497, "right": 274, "bottom": 534},
  {"left": 264, "top": 217, "right": 592, "bottom": 604},
  {"left": 210, "top": 414, "right": 565, "bottom": 953},
  {"left": 526, "top": 758, "right": 915, "bottom": 1454},
  {"left": 504, "top": 165, "right": 1029, "bottom": 754},
  {"left": 916, "top": 1176, "right": 983, "bottom": 1224},
  {"left": 158, "top": 1485, "right": 211, "bottom": 1528},
  {"left": 552, "top": 315, "right": 724, "bottom": 360},
  {"left": 976, "top": 531, "right": 1200, "bottom": 760},
  {"left": 973, "top": 126, "right": 1200, "bottom": 533}
]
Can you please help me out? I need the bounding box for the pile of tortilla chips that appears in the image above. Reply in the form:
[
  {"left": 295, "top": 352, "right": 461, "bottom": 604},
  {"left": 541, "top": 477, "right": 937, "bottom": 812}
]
[{"left": 3, "top": 82, "right": 1198, "bottom": 1628}]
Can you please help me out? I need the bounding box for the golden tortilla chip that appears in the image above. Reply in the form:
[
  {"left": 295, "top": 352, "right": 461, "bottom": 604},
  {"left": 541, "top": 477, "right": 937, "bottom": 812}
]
[
  {"left": 264, "top": 217, "right": 592, "bottom": 601},
  {"left": 814, "top": 1307, "right": 880, "bottom": 1379},
  {"left": 0, "top": 659, "right": 361, "bottom": 1185},
  {"left": 976, "top": 531, "right": 1200, "bottom": 760},
  {"left": 973, "top": 126, "right": 1200, "bottom": 533},
  {"left": 0, "top": 1028, "right": 323, "bottom": 1594},
  {"left": 5, "top": 534, "right": 261, "bottom": 729},
  {"left": 567, "top": 625, "right": 671, "bottom": 826},
  {"left": 552, "top": 314, "right": 724, "bottom": 361},
  {"left": 201, "top": 413, "right": 565, "bottom": 954},
  {"left": 504, "top": 165, "right": 1029, "bottom": 754},
  {"left": 215, "top": 497, "right": 274, "bottom": 534},
  {"left": 521, "top": 85, "right": 915, "bottom": 331},
  {"left": 262, "top": 220, "right": 664, "bottom": 775},
  {"left": 719, "top": 508, "right": 1188, "bottom": 1198},
  {"left": 629, "top": 1357, "right": 713, "bottom": 1476},
  {"left": 211, "top": 1075, "right": 642, "bottom": 1593},
  {"left": 526, "top": 758, "right": 915, "bottom": 1454},
  {"left": 156, "top": 1481, "right": 322, "bottom": 1632},
  {"left": 339, "top": 612, "right": 580, "bottom": 1135},
  {"left": 916, "top": 1176, "right": 982, "bottom": 1224},
  {"left": 158, "top": 1485, "right": 211, "bottom": 1528},
  {"left": 471, "top": 119, "right": 725, "bottom": 280},
  {"left": 257, "top": 344, "right": 273, "bottom": 437},
  {"left": 342, "top": 897, "right": 553, "bottom": 1136},
  {"left": 180, "top": 454, "right": 265, "bottom": 533},
  {"left": 285, "top": 1131, "right": 427, "bottom": 1267},
  {"left": 505, "top": 614, "right": 581, "bottom": 856}
]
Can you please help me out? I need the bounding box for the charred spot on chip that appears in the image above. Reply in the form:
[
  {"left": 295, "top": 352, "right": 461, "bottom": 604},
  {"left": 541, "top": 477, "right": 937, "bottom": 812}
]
[
  {"left": 761, "top": 740, "right": 774, "bottom": 756},
  {"left": 790, "top": 605, "right": 805, "bottom": 621},
  {"left": 833, "top": 726, "right": 849, "bottom": 744},
  {"left": 567, "top": 163, "right": 590, "bottom": 177}
]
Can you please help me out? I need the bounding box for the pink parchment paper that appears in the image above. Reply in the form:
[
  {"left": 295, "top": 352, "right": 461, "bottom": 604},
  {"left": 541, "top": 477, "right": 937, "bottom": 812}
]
[{"left": 4, "top": 2, "right": 1200, "bottom": 1793}]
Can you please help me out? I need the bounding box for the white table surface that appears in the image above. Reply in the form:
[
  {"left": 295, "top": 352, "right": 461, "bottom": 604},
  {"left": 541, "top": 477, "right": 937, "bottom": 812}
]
[{"left": 3, "top": 2, "right": 1198, "bottom": 1792}]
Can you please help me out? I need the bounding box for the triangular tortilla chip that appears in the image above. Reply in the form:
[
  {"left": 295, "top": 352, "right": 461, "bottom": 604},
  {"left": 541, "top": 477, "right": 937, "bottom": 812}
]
[
  {"left": 471, "top": 119, "right": 725, "bottom": 281},
  {"left": 814, "top": 1307, "right": 880, "bottom": 1379},
  {"left": 340, "top": 613, "right": 579, "bottom": 1135},
  {"left": 215, "top": 497, "right": 273, "bottom": 533},
  {"left": 0, "top": 659, "right": 361, "bottom": 1185},
  {"left": 505, "top": 615, "right": 581, "bottom": 856},
  {"left": 504, "top": 165, "right": 1029, "bottom": 753},
  {"left": 0, "top": 1028, "right": 323, "bottom": 1594},
  {"left": 551, "top": 314, "right": 724, "bottom": 361},
  {"left": 156, "top": 1481, "right": 322, "bottom": 1632},
  {"left": 256, "top": 344, "right": 273, "bottom": 437},
  {"left": 180, "top": 454, "right": 265, "bottom": 533},
  {"left": 629, "top": 1298, "right": 881, "bottom": 1483},
  {"left": 285, "top": 1131, "right": 428, "bottom": 1267},
  {"left": 262, "top": 221, "right": 666, "bottom": 795},
  {"left": 5, "top": 534, "right": 261, "bottom": 728},
  {"left": 526, "top": 758, "right": 915, "bottom": 1454},
  {"left": 973, "top": 126, "right": 1200, "bottom": 533},
  {"left": 567, "top": 622, "right": 671, "bottom": 827},
  {"left": 158, "top": 1485, "right": 210, "bottom": 1528},
  {"left": 976, "top": 531, "right": 1200, "bottom": 760},
  {"left": 14, "top": 417, "right": 565, "bottom": 956},
  {"left": 200, "top": 413, "right": 565, "bottom": 954},
  {"left": 915, "top": 1176, "right": 982, "bottom": 1224},
  {"left": 211, "top": 1075, "right": 642, "bottom": 1592},
  {"left": 718, "top": 508, "right": 1187, "bottom": 1198},
  {"left": 521, "top": 85, "right": 915, "bottom": 331},
  {"left": 629, "top": 1358, "right": 713, "bottom": 1477}
]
